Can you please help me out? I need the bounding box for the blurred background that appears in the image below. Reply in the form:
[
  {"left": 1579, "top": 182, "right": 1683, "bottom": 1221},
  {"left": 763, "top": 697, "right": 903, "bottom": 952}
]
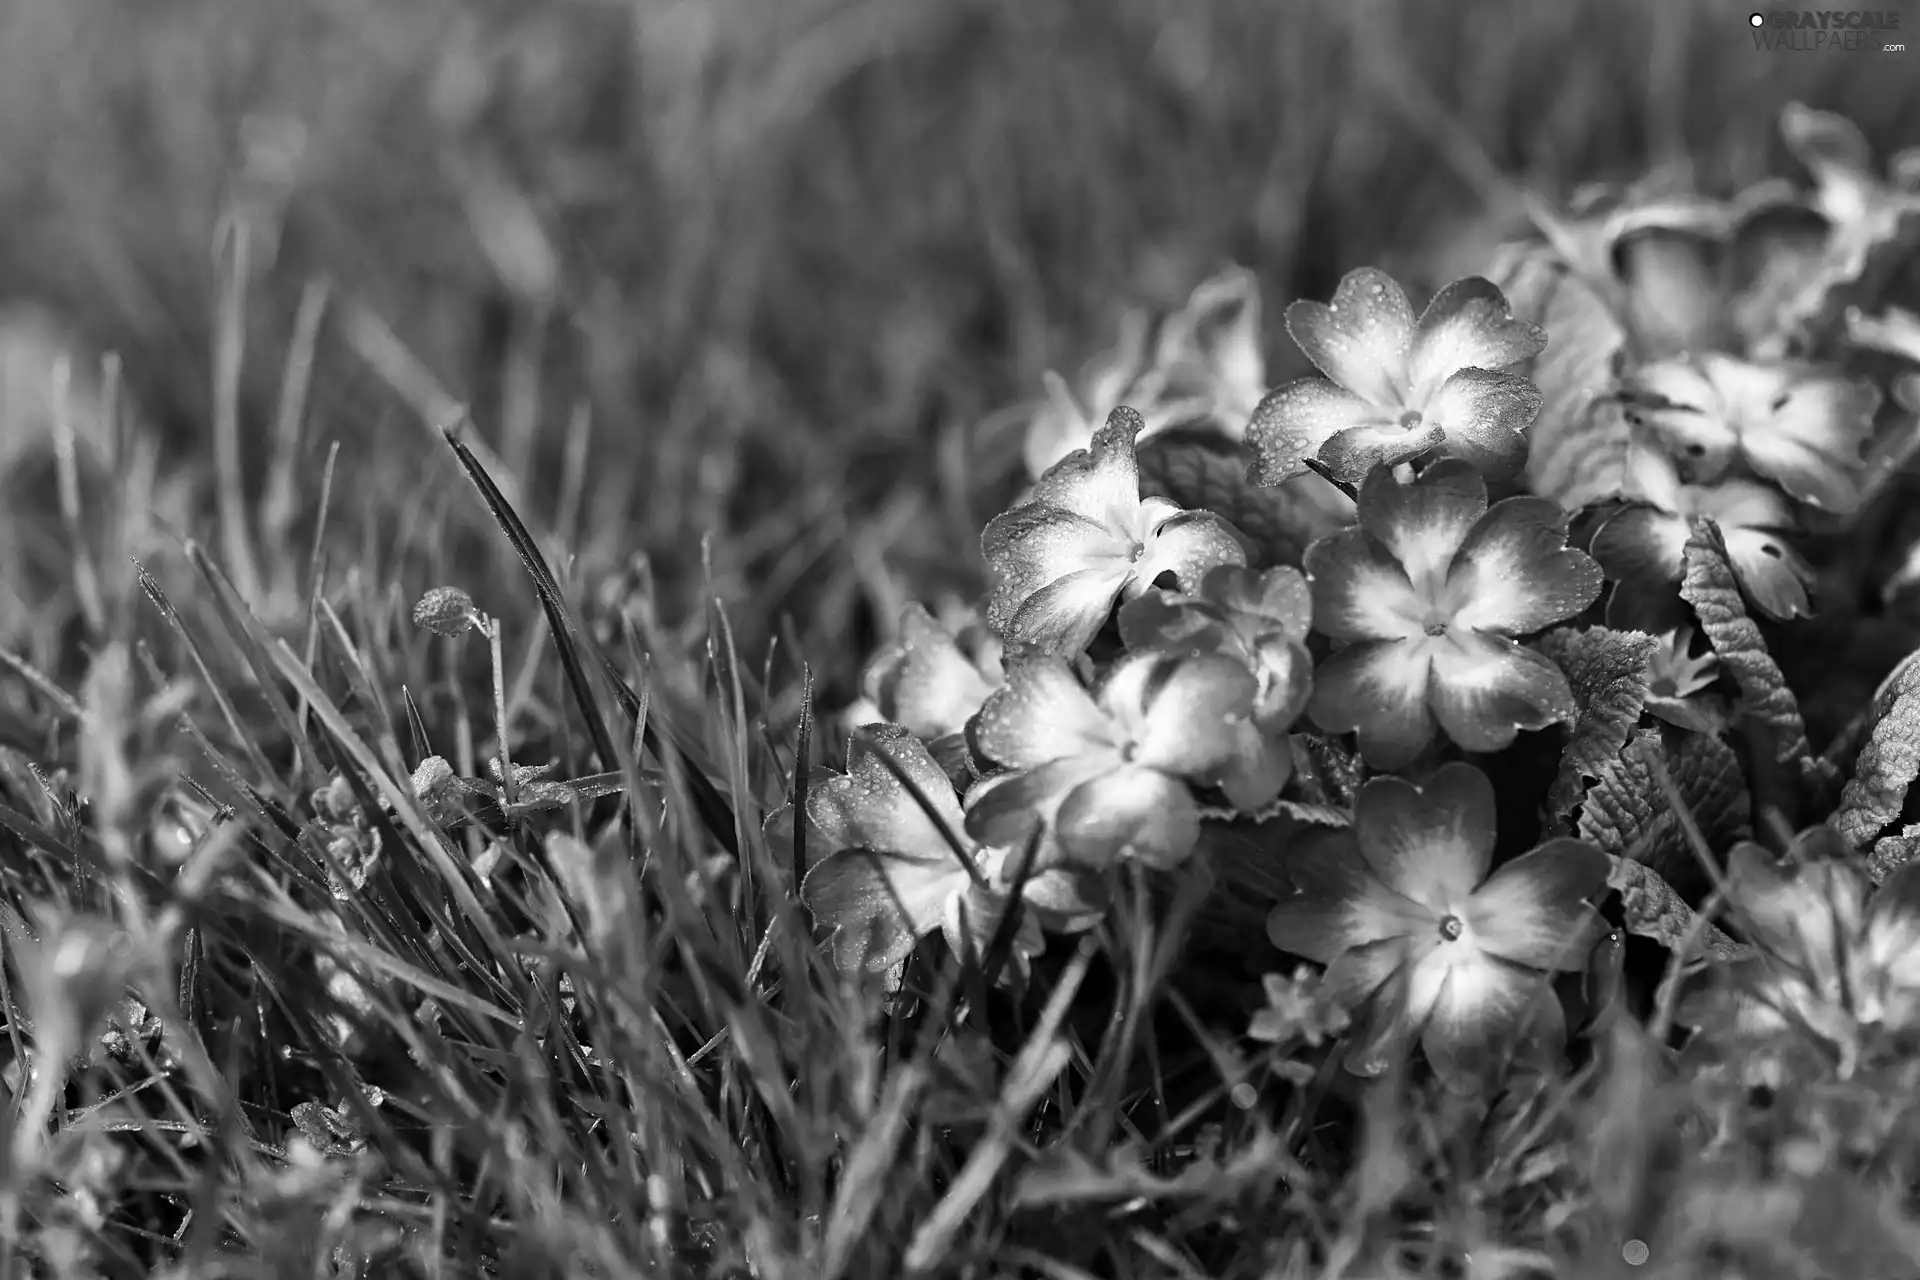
[{"left": 0, "top": 0, "right": 1916, "bottom": 704}]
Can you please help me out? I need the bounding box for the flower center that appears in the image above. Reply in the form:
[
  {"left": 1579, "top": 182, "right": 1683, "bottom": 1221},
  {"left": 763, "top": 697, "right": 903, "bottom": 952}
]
[
  {"left": 1649, "top": 675, "right": 1678, "bottom": 698},
  {"left": 1127, "top": 541, "right": 1146, "bottom": 563},
  {"left": 1398, "top": 409, "right": 1424, "bottom": 430},
  {"left": 1423, "top": 619, "right": 1450, "bottom": 638},
  {"left": 1438, "top": 914, "right": 1465, "bottom": 942}
]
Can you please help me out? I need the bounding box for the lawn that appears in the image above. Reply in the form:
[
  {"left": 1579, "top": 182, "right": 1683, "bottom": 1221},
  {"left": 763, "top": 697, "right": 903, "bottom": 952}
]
[{"left": 1, "top": 0, "right": 1920, "bottom": 1276}]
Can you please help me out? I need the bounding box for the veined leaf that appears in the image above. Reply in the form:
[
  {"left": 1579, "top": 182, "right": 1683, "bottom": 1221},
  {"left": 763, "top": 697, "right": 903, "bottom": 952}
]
[
  {"left": 1606, "top": 854, "right": 1746, "bottom": 960},
  {"left": 1536, "top": 626, "right": 1659, "bottom": 826},
  {"left": 1833, "top": 647, "right": 1920, "bottom": 851},
  {"left": 1578, "top": 727, "right": 1751, "bottom": 905},
  {"left": 1679, "top": 519, "right": 1832, "bottom": 791}
]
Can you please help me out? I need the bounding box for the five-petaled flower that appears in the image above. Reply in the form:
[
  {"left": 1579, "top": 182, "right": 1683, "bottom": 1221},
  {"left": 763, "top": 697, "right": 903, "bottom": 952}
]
[
  {"left": 1624, "top": 353, "right": 1881, "bottom": 515},
  {"left": 1266, "top": 763, "right": 1611, "bottom": 1092},
  {"left": 1303, "top": 461, "right": 1603, "bottom": 770},
  {"left": 1118, "top": 563, "right": 1314, "bottom": 732},
  {"left": 798, "top": 726, "right": 1094, "bottom": 990},
  {"left": 1590, "top": 433, "right": 1814, "bottom": 628},
  {"left": 1246, "top": 267, "right": 1547, "bottom": 488},
  {"left": 983, "top": 407, "right": 1247, "bottom": 658},
  {"left": 964, "top": 653, "right": 1276, "bottom": 870}
]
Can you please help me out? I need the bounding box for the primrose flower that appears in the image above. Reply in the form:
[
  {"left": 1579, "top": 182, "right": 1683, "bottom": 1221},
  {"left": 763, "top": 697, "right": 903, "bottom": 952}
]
[
  {"left": 1623, "top": 353, "right": 1881, "bottom": 514},
  {"left": 964, "top": 653, "right": 1275, "bottom": 870},
  {"left": 1267, "top": 763, "right": 1610, "bottom": 1092},
  {"left": 1246, "top": 268, "right": 1546, "bottom": 488},
  {"left": 1589, "top": 434, "right": 1813, "bottom": 627},
  {"left": 1643, "top": 628, "right": 1726, "bottom": 735},
  {"left": 799, "top": 726, "right": 1096, "bottom": 989},
  {"left": 1691, "top": 836, "right": 1920, "bottom": 1071},
  {"left": 858, "top": 603, "right": 1003, "bottom": 779},
  {"left": 1117, "top": 563, "right": 1313, "bottom": 732},
  {"left": 983, "top": 407, "right": 1247, "bottom": 657},
  {"left": 1303, "top": 461, "right": 1603, "bottom": 770}
]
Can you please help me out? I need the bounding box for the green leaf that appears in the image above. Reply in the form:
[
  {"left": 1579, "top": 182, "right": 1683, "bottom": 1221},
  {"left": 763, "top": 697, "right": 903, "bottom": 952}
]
[
  {"left": 1678, "top": 519, "right": 1833, "bottom": 791},
  {"left": 1485, "top": 240, "right": 1634, "bottom": 509},
  {"left": 1134, "top": 427, "right": 1348, "bottom": 569},
  {"left": 1577, "top": 727, "right": 1751, "bottom": 904},
  {"left": 1606, "top": 853, "right": 1746, "bottom": 961},
  {"left": 1832, "top": 648, "right": 1920, "bottom": 851},
  {"left": 1535, "top": 625, "right": 1659, "bottom": 827}
]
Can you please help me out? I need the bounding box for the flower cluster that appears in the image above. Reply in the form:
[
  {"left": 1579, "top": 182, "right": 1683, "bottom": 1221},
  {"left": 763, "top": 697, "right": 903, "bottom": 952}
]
[{"left": 791, "top": 100, "right": 1920, "bottom": 1101}]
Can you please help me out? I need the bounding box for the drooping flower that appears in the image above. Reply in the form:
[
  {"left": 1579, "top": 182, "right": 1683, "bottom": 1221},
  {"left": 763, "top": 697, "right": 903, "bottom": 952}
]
[
  {"left": 798, "top": 726, "right": 1096, "bottom": 989},
  {"left": 1303, "top": 461, "right": 1603, "bottom": 770},
  {"left": 1687, "top": 835, "right": 1920, "bottom": 1073},
  {"left": 1589, "top": 432, "right": 1813, "bottom": 627},
  {"left": 1246, "top": 268, "right": 1547, "bottom": 487},
  {"left": 964, "top": 653, "right": 1275, "bottom": 870},
  {"left": 1117, "top": 563, "right": 1313, "bottom": 731},
  {"left": 983, "top": 408, "right": 1247, "bottom": 657},
  {"left": 1622, "top": 353, "right": 1881, "bottom": 514},
  {"left": 1266, "top": 763, "right": 1611, "bottom": 1092},
  {"left": 1643, "top": 628, "right": 1726, "bottom": 735}
]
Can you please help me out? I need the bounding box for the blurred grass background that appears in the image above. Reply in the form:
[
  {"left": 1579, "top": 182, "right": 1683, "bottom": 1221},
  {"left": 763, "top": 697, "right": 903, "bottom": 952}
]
[{"left": 1, "top": 0, "right": 1916, "bottom": 702}]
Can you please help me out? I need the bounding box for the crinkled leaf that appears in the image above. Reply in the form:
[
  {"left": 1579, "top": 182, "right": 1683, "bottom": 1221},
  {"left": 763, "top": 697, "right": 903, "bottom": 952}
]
[
  {"left": 1487, "top": 240, "right": 1635, "bottom": 509},
  {"left": 1606, "top": 855, "right": 1745, "bottom": 961},
  {"left": 1578, "top": 728, "right": 1751, "bottom": 906},
  {"left": 1679, "top": 519, "right": 1832, "bottom": 789},
  {"left": 1535, "top": 626, "right": 1659, "bottom": 826},
  {"left": 1832, "top": 648, "right": 1920, "bottom": 849},
  {"left": 1869, "top": 823, "right": 1920, "bottom": 884},
  {"left": 1135, "top": 427, "right": 1348, "bottom": 569}
]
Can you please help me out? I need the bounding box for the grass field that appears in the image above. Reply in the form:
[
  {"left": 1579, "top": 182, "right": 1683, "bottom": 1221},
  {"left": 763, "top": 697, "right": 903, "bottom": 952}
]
[{"left": 2, "top": 0, "right": 1920, "bottom": 1275}]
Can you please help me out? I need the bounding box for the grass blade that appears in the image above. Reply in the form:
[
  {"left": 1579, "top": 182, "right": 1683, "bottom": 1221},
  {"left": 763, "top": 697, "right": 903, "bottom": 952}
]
[{"left": 441, "top": 427, "right": 740, "bottom": 858}]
